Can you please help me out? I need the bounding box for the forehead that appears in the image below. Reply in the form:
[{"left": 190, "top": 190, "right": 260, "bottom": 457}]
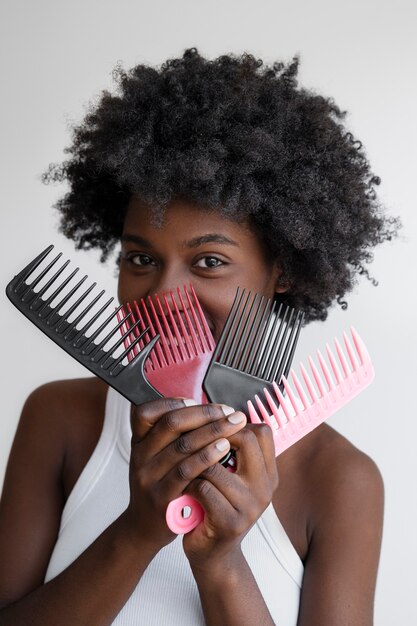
[{"left": 123, "top": 196, "right": 256, "bottom": 244}]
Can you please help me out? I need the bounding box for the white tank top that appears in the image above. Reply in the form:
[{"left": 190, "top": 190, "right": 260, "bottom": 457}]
[{"left": 45, "top": 387, "right": 303, "bottom": 625}]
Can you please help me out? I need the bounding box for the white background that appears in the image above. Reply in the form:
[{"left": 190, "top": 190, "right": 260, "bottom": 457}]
[{"left": 1, "top": 1, "right": 416, "bottom": 623}]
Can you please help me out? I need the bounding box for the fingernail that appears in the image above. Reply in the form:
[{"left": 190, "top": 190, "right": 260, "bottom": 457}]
[
  {"left": 182, "top": 398, "right": 197, "bottom": 406},
  {"left": 221, "top": 405, "right": 235, "bottom": 416},
  {"left": 215, "top": 438, "right": 230, "bottom": 452},
  {"left": 227, "top": 412, "right": 246, "bottom": 425}
]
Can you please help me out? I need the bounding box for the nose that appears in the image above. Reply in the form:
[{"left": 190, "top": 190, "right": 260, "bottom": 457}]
[
  {"left": 139, "top": 283, "right": 213, "bottom": 358},
  {"left": 144, "top": 266, "right": 191, "bottom": 312}
]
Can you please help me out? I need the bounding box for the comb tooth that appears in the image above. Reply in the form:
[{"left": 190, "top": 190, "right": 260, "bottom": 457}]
[
  {"left": 262, "top": 305, "right": 290, "bottom": 380},
  {"left": 300, "top": 362, "right": 318, "bottom": 403},
  {"left": 102, "top": 321, "right": 149, "bottom": 370},
  {"left": 270, "top": 308, "right": 300, "bottom": 382},
  {"left": 317, "top": 349, "right": 334, "bottom": 390},
  {"left": 225, "top": 294, "right": 264, "bottom": 369},
  {"left": 272, "top": 381, "right": 293, "bottom": 422},
  {"left": 326, "top": 344, "right": 342, "bottom": 384},
  {"left": 264, "top": 387, "right": 286, "bottom": 428},
  {"left": 117, "top": 305, "right": 141, "bottom": 365},
  {"left": 184, "top": 284, "right": 215, "bottom": 353},
  {"left": 343, "top": 332, "right": 359, "bottom": 371},
  {"left": 334, "top": 338, "right": 349, "bottom": 378},
  {"left": 146, "top": 296, "right": 171, "bottom": 364},
  {"left": 220, "top": 288, "right": 249, "bottom": 365},
  {"left": 97, "top": 316, "right": 144, "bottom": 365},
  {"left": 64, "top": 289, "right": 105, "bottom": 339},
  {"left": 55, "top": 280, "right": 96, "bottom": 332},
  {"left": 254, "top": 302, "right": 283, "bottom": 378},
  {"left": 169, "top": 291, "right": 192, "bottom": 360},
  {"left": 121, "top": 303, "right": 147, "bottom": 365},
  {"left": 13, "top": 245, "right": 56, "bottom": 292},
  {"left": 140, "top": 298, "right": 167, "bottom": 367},
  {"left": 308, "top": 356, "right": 327, "bottom": 398},
  {"left": 80, "top": 305, "right": 125, "bottom": 353},
  {"left": 254, "top": 394, "right": 279, "bottom": 430},
  {"left": 147, "top": 295, "right": 174, "bottom": 365},
  {"left": 248, "top": 400, "right": 262, "bottom": 424},
  {"left": 237, "top": 297, "right": 271, "bottom": 373},
  {"left": 117, "top": 307, "right": 133, "bottom": 363},
  {"left": 176, "top": 288, "right": 199, "bottom": 357},
  {"left": 156, "top": 293, "right": 181, "bottom": 363},
  {"left": 46, "top": 274, "right": 89, "bottom": 326},
  {"left": 290, "top": 369, "right": 310, "bottom": 410},
  {"left": 72, "top": 298, "right": 114, "bottom": 347},
  {"left": 130, "top": 302, "right": 151, "bottom": 363},
  {"left": 28, "top": 259, "right": 71, "bottom": 306},
  {"left": 282, "top": 312, "right": 304, "bottom": 380},
  {"left": 124, "top": 333, "right": 160, "bottom": 373},
  {"left": 350, "top": 327, "right": 369, "bottom": 366},
  {"left": 163, "top": 293, "right": 186, "bottom": 361},
  {"left": 21, "top": 251, "right": 63, "bottom": 299},
  {"left": 213, "top": 288, "right": 245, "bottom": 365},
  {"left": 189, "top": 284, "right": 215, "bottom": 350},
  {"left": 36, "top": 266, "right": 79, "bottom": 317},
  {"left": 281, "top": 375, "right": 300, "bottom": 415},
  {"left": 245, "top": 300, "right": 278, "bottom": 376},
  {"left": 108, "top": 327, "right": 152, "bottom": 374},
  {"left": 246, "top": 299, "right": 276, "bottom": 375},
  {"left": 265, "top": 307, "right": 294, "bottom": 382},
  {"left": 233, "top": 295, "right": 267, "bottom": 371}
]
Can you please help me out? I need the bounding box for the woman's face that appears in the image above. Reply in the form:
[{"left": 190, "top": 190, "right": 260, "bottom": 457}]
[{"left": 118, "top": 197, "right": 285, "bottom": 342}]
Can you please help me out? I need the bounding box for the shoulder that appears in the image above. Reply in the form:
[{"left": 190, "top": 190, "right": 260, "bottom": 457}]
[
  {"left": 303, "top": 424, "right": 384, "bottom": 528},
  {"left": 274, "top": 422, "right": 384, "bottom": 561},
  {"left": 19, "top": 377, "right": 108, "bottom": 496},
  {"left": 23, "top": 376, "right": 108, "bottom": 414},
  {"left": 292, "top": 426, "right": 384, "bottom": 624},
  {"left": 21, "top": 377, "right": 107, "bottom": 440},
  {"left": 0, "top": 378, "right": 108, "bottom": 605}
]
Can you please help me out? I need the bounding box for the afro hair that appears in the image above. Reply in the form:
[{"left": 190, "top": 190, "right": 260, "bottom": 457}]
[{"left": 43, "top": 47, "right": 399, "bottom": 321}]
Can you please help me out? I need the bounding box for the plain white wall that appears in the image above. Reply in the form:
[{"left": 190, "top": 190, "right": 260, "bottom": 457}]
[{"left": 1, "top": 0, "right": 416, "bottom": 623}]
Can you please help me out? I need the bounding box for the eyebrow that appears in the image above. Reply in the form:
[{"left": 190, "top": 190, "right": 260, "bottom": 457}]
[
  {"left": 182, "top": 234, "right": 239, "bottom": 248},
  {"left": 121, "top": 233, "right": 239, "bottom": 248}
]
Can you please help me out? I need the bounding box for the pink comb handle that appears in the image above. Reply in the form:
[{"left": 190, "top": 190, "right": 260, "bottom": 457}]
[
  {"left": 119, "top": 286, "right": 215, "bottom": 534},
  {"left": 248, "top": 327, "right": 374, "bottom": 456},
  {"left": 166, "top": 495, "right": 205, "bottom": 533}
]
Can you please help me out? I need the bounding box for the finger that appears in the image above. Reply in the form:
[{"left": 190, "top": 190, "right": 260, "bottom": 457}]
[
  {"left": 229, "top": 424, "right": 279, "bottom": 494},
  {"left": 159, "top": 437, "right": 234, "bottom": 502},
  {"left": 130, "top": 397, "right": 196, "bottom": 440},
  {"left": 227, "top": 426, "right": 268, "bottom": 477},
  {"left": 184, "top": 474, "right": 236, "bottom": 531},
  {"left": 153, "top": 413, "right": 246, "bottom": 488},
  {"left": 189, "top": 426, "right": 277, "bottom": 524},
  {"left": 141, "top": 408, "right": 246, "bottom": 467},
  {"left": 245, "top": 423, "right": 278, "bottom": 486}
]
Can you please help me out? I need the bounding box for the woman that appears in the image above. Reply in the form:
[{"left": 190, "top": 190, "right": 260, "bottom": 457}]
[{"left": 0, "top": 48, "right": 396, "bottom": 625}]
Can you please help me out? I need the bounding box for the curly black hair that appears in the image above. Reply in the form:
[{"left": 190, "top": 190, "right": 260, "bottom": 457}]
[{"left": 43, "top": 47, "right": 399, "bottom": 321}]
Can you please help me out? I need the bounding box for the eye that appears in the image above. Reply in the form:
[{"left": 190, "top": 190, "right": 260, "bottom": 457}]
[
  {"left": 127, "top": 253, "right": 156, "bottom": 267},
  {"left": 194, "top": 256, "right": 225, "bottom": 269}
]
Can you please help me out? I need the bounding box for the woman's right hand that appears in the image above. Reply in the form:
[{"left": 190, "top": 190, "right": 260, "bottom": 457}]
[{"left": 122, "top": 398, "right": 247, "bottom": 551}]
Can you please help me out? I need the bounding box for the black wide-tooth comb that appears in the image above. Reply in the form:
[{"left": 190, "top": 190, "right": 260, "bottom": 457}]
[{"left": 6, "top": 245, "right": 161, "bottom": 405}]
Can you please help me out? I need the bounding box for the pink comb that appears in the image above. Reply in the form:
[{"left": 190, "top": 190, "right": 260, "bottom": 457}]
[
  {"left": 119, "top": 285, "right": 216, "bottom": 533},
  {"left": 119, "top": 285, "right": 215, "bottom": 403},
  {"left": 247, "top": 327, "right": 374, "bottom": 455}
]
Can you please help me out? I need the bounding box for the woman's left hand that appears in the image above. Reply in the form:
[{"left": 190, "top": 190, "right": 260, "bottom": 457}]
[{"left": 182, "top": 422, "right": 278, "bottom": 571}]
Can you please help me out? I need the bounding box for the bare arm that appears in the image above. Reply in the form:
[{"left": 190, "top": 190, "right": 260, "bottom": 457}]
[
  {"left": 0, "top": 383, "right": 160, "bottom": 625},
  {"left": 297, "top": 448, "right": 384, "bottom": 626},
  {"left": 1, "top": 388, "right": 259, "bottom": 625},
  {"left": 183, "top": 425, "right": 279, "bottom": 626}
]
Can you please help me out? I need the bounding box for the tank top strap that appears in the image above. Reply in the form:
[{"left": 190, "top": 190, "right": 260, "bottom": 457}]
[{"left": 59, "top": 386, "right": 125, "bottom": 532}]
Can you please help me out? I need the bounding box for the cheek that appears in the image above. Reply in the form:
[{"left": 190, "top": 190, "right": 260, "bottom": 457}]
[
  {"left": 117, "top": 271, "right": 144, "bottom": 305},
  {"left": 193, "top": 284, "right": 237, "bottom": 341}
]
